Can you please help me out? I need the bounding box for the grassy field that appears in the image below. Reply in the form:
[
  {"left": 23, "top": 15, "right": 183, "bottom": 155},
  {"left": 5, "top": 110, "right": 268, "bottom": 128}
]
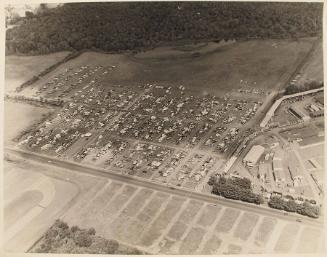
[
  {"left": 274, "top": 223, "right": 301, "bottom": 253},
  {"left": 4, "top": 101, "right": 53, "bottom": 146},
  {"left": 134, "top": 40, "right": 235, "bottom": 59},
  {"left": 254, "top": 217, "right": 277, "bottom": 247},
  {"left": 5, "top": 51, "right": 71, "bottom": 94},
  {"left": 296, "top": 41, "right": 323, "bottom": 86},
  {"left": 21, "top": 38, "right": 315, "bottom": 98},
  {"left": 233, "top": 212, "right": 260, "bottom": 240}
]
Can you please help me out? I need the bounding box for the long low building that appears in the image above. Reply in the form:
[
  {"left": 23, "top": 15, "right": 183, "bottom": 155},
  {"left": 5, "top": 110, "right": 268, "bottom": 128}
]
[
  {"left": 289, "top": 106, "right": 310, "bottom": 121},
  {"left": 243, "top": 145, "right": 265, "bottom": 167},
  {"left": 260, "top": 87, "right": 323, "bottom": 127}
]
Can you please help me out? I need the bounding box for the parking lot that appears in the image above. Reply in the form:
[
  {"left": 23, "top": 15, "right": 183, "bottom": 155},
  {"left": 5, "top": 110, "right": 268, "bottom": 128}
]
[{"left": 15, "top": 62, "right": 267, "bottom": 192}]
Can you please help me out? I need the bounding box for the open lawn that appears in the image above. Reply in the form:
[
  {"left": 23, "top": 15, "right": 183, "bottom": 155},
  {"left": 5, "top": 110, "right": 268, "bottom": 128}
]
[
  {"left": 215, "top": 208, "right": 241, "bottom": 233},
  {"left": 134, "top": 40, "right": 235, "bottom": 59},
  {"left": 254, "top": 217, "right": 277, "bottom": 247},
  {"left": 200, "top": 234, "right": 222, "bottom": 254},
  {"left": 296, "top": 41, "right": 323, "bottom": 86},
  {"left": 233, "top": 212, "right": 260, "bottom": 241},
  {"left": 20, "top": 38, "right": 315, "bottom": 98},
  {"left": 5, "top": 51, "right": 71, "bottom": 94},
  {"left": 299, "top": 143, "right": 324, "bottom": 160},
  {"left": 196, "top": 204, "right": 222, "bottom": 227},
  {"left": 4, "top": 101, "right": 54, "bottom": 146},
  {"left": 274, "top": 223, "right": 300, "bottom": 253},
  {"left": 296, "top": 227, "right": 323, "bottom": 253},
  {"left": 132, "top": 38, "right": 315, "bottom": 95}
]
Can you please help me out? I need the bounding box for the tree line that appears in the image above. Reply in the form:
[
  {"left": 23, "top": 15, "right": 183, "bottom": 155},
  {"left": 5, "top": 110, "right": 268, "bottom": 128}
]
[
  {"left": 209, "top": 175, "right": 264, "bottom": 205},
  {"left": 33, "top": 219, "right": 145, "bottom": 254},
  {"left": 6, "top": 2, "right": 323, "bottom": 55},
  {"left": 268, "top": 196, "right": 320, "bottom": 218},
  {"left": 209, "top": 175, "right": 320, "bottom": 218}
]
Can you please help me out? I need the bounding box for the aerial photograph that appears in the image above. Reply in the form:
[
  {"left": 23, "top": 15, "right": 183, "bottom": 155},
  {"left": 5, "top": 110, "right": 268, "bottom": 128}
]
[{"left": 2, "top": 1, "right": 325, "bottom": 255}]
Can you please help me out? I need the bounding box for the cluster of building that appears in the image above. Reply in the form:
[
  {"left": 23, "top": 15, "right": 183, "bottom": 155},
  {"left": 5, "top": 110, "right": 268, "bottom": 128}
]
[
  {"left": 243, "top": 143, "right": 304, "bottom": 190},
  {"left": 289, "top": 105, "right": 310, "bottom": 122},
  {"left": 261, "top": 87, "right": 323, "bottom": 128},
  {"left": 306, "top": 96, "right": 324, "bottom": 118}
]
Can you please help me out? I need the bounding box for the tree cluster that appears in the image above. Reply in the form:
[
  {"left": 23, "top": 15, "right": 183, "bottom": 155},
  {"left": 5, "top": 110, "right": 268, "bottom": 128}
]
[
  {"left": 33, "top": 219, "right": 144, "bottom": 254},
  {"left": 268, "top": 196, "right": 320, "bottom": 218},
  {"left": 211, "top": 176, "right": 264, "bottom": 205},
  {"left": 6, "top": 2, "right": 322, "bottom": 55}
]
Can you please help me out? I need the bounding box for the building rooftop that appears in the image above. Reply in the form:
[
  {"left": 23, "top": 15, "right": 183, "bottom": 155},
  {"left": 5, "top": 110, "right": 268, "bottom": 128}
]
[{"left": 243, "top": 145, "right": 265, "bottom": 165}]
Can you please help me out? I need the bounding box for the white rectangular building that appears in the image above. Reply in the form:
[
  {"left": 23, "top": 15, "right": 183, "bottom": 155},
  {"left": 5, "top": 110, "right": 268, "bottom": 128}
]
[{"left": 243, "top": 145, "right": 265, "bottom": 167}]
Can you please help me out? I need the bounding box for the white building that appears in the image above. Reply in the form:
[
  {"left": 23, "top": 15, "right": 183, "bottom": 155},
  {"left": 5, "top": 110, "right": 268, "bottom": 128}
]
[
  {"left": 289, "top": 106, "right": 310, "bottom": 122},
  {"left": 243, "top": 145, "right": 265, "bottom": 167}
]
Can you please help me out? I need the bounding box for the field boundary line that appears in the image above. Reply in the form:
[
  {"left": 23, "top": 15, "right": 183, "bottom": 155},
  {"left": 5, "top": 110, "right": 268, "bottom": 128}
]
[
  {"left": 217, "top": 210, "right": 244, "bottom": 254},
  {"left": 136, "top": 195, "right": 173, "bottom": 246},
  {"left": 153, "top": 198, "right": 191, "bottom": 254},
  {"left": 243, "top": 215, "right": 264, "bottom": 253},
  {"left": 196, "top": 204, "right": 226, "bottom": 254},
  {"left": 174, "top": 204, "right": 208, "bottom": 254},
  {"left": 290, "top": 225, "right": 305, "bottom": 253}
]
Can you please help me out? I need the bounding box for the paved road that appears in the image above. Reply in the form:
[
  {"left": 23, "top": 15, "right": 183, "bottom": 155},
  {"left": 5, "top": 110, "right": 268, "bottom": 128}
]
[{"left": 6, "top": 147, "right": 322, "bottom": 228}]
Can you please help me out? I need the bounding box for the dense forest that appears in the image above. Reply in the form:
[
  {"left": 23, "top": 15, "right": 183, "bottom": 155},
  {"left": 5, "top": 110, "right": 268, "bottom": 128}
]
[{"left": 6, "top": 2, "right": 323, "bottom": 55}]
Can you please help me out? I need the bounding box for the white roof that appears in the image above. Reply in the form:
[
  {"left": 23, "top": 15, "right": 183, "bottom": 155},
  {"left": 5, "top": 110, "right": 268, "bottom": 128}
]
[{"left": 243, "top": 145, "right": 265, "bottom": 164}]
